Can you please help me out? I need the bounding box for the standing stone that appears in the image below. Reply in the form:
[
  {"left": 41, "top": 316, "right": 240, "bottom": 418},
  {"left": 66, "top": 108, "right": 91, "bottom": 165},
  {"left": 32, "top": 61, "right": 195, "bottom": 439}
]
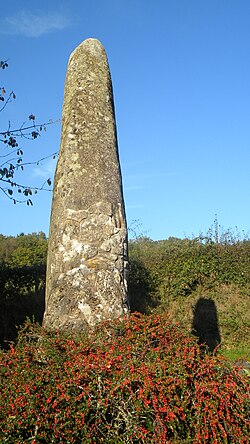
[{"left": 43, "top": 38, "right": 129, "bottom": 330}]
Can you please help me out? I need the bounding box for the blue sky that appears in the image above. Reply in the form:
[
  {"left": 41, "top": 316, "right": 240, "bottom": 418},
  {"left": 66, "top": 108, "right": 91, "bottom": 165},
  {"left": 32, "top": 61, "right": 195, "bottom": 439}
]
[{"left": 1, "top": 0, "right": 250, "bottom": 240}]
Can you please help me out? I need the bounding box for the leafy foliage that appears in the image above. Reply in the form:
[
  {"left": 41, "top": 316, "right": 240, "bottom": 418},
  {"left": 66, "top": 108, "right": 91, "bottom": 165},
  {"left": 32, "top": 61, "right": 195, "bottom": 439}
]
[
  {"left": 128, "top": 256, "right": 157, "bottom": 313},
  {"left": 0, "top": 233, "right": 47, "bottom": 346},
  {"left": 0, "top": 232, "right": 47, "bottom": 296},
  {"left": 129, "top": 222, "right": 250, "bottom": 303},
  {"left": 0, "top": 232, "right": 47, "bottom": 267},
  {"left": 0, "top": 232, "right": 47, "bottom": 297},
  {"left": 0, "top": 264, "right": 46, "bottom": 299},
  {"left": 0, "top": 313, "right": 249, "bottom": 443}
]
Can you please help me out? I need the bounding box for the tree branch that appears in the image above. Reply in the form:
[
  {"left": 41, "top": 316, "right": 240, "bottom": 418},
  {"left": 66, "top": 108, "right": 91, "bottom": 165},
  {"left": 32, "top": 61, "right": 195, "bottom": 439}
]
[{"left": 0, "top": 119, "right": 59, "bottom": 136}]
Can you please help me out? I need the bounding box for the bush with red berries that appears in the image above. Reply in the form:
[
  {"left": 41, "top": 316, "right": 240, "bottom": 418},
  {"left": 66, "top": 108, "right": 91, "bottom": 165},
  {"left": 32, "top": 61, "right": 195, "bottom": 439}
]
[{"left": 0, "top": 313, "right": 249, "bottom": 443}]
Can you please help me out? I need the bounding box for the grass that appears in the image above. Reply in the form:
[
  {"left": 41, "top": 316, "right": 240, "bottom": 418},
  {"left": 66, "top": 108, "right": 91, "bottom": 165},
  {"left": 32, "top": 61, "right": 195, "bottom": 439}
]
[
  {"left": 221, "top": 347, "right": 250, "bottom": 362},
  {"left": 152, "top": 283, "right": 250, "bottom": 357}
]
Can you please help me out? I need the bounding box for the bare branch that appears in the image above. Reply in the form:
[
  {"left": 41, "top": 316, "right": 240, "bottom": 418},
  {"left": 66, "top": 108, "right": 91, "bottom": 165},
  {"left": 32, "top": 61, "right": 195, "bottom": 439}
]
[
  {"left": 0, "top": 148, "right": 19, "bottom": 158},
  {"left": 0, "top": 156, "right": 22, "bottom": 168},
  {"left": 0, "top": 91, "right": 16, "bottom": 113},
  {"left": 0, "top": 119, "right": 59, "bottom": 136},
  {"left": 1, "top": 177, "right": 52, "bottom": 192},
  {"left": 16, "top": 152, "right": 58, "bottom": 169}
]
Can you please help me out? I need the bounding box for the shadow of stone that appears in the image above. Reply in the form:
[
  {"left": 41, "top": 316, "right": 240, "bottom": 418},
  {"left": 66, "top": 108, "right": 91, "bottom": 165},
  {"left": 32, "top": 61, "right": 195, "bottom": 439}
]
[
  {"left": 191, "top": 298, "right": 221, "bottom": 353},
  {"left": 128, "top": 258, "right": 158, "bottom": 314}
]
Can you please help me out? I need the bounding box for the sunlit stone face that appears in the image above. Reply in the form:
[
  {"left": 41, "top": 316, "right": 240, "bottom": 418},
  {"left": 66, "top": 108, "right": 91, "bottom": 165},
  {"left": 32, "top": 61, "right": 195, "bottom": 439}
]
[{"left": 43, "top": 39, "right": 129, "bottom": 331}]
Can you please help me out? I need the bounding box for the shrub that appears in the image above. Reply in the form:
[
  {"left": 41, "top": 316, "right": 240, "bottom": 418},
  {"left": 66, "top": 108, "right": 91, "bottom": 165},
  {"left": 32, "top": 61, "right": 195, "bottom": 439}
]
[
  {"left": 128, "top": 226, "right": 250, "bottom": 303},
  {"left": 0, "top": 313, "right": 249, "bottom": 443}
]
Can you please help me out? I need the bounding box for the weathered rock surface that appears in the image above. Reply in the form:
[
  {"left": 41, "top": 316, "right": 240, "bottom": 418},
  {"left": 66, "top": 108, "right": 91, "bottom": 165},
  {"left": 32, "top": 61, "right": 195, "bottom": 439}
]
[{"left": 43, "top": 38, "right": 129, "bottom": 330}]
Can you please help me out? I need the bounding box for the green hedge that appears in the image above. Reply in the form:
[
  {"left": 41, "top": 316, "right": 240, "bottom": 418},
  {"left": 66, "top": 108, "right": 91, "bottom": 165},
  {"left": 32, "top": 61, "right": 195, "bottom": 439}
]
[{"left": 128, "top": 236, "right": 250, "bottom": 303}]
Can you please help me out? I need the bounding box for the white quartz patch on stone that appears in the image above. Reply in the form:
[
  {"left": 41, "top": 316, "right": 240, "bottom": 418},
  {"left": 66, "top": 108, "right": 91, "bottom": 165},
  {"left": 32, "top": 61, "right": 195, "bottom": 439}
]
[
  {"left": 71, "top": 239, "right": 83, "bottom": 254},
  {"left": 59, "top": 238, "right": 84, "bottom": 262},
  {"left": 78, "top": 301, "right": 92, "bottom": 316},
  {"left": 58, "top": 264, "right": 88, "bottom": 281}
]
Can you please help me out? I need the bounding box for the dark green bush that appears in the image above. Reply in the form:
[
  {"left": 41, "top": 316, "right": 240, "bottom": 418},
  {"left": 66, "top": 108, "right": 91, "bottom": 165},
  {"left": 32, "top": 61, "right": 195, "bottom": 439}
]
[{"left": 0, "top": 264, "right": 46, "bottom": 299}]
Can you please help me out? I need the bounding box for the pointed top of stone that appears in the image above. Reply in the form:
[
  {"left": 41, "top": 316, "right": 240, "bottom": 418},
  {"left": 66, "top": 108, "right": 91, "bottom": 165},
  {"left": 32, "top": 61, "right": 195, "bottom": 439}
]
[{"left": 69, "top": 38, "right": 106, "bottom": 64}]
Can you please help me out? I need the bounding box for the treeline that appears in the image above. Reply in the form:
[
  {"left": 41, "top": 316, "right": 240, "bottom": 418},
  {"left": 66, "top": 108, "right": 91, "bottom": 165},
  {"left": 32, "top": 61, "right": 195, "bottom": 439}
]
[
  {"left": 0, "top": 232, "right": 47, "bottom": 299},
  {"left": 0, "top": 231, "right": 47, "bottom": 267}
]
